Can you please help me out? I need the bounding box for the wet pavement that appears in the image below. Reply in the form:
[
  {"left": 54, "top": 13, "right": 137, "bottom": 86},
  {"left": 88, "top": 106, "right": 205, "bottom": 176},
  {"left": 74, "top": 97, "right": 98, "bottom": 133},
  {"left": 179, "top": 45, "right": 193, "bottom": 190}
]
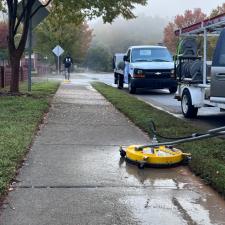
[{"left": 1, "top": 75, "right": 225, "bottom": 224}]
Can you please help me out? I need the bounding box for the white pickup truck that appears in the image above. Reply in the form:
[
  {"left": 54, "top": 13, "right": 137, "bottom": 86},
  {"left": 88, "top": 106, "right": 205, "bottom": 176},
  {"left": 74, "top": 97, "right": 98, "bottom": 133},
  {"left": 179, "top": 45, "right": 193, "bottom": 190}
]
[{"left": 113, "top": 45, "right": 177, "bottom": 94}]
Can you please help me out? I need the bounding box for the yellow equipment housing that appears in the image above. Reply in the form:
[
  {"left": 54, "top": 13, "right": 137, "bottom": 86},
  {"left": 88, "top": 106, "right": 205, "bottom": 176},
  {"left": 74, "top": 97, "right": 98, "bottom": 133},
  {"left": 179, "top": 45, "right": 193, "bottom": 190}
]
[{"left": 122, "top": 145, "right": 191, "bottom": 168}]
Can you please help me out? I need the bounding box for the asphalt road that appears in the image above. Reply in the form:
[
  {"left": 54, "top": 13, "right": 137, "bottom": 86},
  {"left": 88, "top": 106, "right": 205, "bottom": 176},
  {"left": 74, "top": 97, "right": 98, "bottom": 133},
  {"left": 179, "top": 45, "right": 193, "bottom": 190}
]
[{"left": 80, "top": 72, "right": 225, "bottom": 129}]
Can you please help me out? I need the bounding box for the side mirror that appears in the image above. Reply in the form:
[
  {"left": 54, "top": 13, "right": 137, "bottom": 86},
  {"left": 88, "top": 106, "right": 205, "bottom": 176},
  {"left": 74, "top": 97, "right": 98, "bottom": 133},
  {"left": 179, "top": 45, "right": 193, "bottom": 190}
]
[{"left": 123, "top": 55, "right": 128, "bottom": 62}]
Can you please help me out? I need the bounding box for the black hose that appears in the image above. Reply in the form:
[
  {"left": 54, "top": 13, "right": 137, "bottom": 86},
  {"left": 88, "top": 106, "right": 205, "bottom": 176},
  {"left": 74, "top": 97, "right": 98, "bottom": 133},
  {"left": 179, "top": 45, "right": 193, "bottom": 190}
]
[
  {"left": 136, "top": 122, "right": 225, "bottom": 150},
  {"left": 149, "top": 120, "right": 203, "bottom": 140},
  {"left": 137, "top": 131, "right": 225, "bottom": 150}
]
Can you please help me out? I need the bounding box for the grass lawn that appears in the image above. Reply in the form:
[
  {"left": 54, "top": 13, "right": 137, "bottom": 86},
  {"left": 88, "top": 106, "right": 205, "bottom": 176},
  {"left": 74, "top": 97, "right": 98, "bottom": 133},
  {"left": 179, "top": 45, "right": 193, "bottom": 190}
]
[
  {"left": 93, "top": 82, "right": 225, "bottom": 196},
  {"left": 0, "top": 81, "right": 59, "bottom": 197}
]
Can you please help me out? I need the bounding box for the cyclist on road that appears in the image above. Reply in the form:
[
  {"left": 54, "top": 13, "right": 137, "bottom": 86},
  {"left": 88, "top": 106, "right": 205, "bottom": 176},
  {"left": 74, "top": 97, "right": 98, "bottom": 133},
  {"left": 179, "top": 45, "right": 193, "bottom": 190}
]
[{"left": 63, "top": 54, "right": 73, "bottom": 80}]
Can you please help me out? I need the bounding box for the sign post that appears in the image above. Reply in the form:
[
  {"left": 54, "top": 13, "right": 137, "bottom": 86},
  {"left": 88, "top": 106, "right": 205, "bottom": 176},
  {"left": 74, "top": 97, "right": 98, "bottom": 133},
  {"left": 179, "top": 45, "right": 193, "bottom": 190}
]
[
  {"left": 52, "top": 45, "right": 64, "bottom": 75},
  {"left": 28, "top": 19, "right": 32, "bottom": 92}
]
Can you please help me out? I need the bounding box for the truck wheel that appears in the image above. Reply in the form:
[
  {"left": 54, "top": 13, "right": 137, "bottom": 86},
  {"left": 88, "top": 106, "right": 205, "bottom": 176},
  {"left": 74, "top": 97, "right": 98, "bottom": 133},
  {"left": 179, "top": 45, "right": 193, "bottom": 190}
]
[
  {"left": 181, "top": 89, "right": 198, "bottom": 118},
  {"left": 117, "top": 74, "right": 124, "bottom": 89},
  {"left": 128, "top": 78, "right": 136, "bottom": 94},
  {"left": 114, "top": 73, "right": 118, "bottom": 84},
  {"left": 169, "top": 86, "right": 177, "bottom": 94}
]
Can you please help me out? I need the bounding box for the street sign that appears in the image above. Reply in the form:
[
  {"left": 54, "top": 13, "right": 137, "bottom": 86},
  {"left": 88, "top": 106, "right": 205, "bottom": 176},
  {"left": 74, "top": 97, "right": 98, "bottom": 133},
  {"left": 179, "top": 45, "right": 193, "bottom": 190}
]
[
  {"left": 17, "top": 0, "right": 49, "bottom": 30},
  {"left": 53, "top": 45, "right": 65, "bottom": 75},
  {"left": 52, "top": 45, "right": 64, "bottom": 57}
]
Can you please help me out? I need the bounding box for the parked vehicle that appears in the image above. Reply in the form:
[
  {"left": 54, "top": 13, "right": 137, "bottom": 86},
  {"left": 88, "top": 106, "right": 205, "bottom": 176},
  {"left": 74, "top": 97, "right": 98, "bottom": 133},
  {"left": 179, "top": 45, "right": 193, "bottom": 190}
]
[
  {"left": 113, "top": 53, "right": 125, "bottom": 85},
  {"left": 114, "top": 45, "right": 177, "bottom": 94},
  {"left": 174, "top": 13, "right": 225, "bottom": 118}
]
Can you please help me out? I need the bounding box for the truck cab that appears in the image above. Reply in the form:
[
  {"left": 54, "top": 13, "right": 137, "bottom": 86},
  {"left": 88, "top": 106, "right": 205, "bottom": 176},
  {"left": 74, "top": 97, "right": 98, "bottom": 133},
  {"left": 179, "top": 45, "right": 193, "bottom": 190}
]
[{"left": 118, "top": 45, "right": 177, "bottom": 94}]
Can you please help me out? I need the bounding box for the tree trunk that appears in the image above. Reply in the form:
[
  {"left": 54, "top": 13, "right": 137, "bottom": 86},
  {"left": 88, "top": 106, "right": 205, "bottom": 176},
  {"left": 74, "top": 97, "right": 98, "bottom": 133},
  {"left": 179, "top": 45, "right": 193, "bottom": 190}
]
[
  {"left": 6, "top": 0, "right": 53, "bottom": 93},
  {"left": 10, "top": 54, "right": 21, "bottom": 93}
]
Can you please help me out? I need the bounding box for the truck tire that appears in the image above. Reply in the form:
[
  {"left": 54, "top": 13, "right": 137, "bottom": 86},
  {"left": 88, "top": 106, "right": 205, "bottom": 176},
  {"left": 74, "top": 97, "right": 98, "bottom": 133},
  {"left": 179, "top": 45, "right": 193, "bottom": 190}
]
[
  {"left": 117, "top": 74, "right": 124, "bottom": 89},
  {"left": 181, "top": 89, "right": 198, "bottom": 118},
  {"left": 169, "top": 86, "right": 177, "bottom": 94},
  {"left": 128, "top": 78, "right": 136, "bottom": 94}
]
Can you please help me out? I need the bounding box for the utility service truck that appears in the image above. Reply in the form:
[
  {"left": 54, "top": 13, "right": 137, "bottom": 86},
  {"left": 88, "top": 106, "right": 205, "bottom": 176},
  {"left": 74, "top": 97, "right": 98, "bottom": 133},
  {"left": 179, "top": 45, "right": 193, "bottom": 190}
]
[
  {"left": 113, "top": 45, "right": 177, "bottom": 94},
  {"left": 174, "top": 13, "right": 225, "bottom": 118}
]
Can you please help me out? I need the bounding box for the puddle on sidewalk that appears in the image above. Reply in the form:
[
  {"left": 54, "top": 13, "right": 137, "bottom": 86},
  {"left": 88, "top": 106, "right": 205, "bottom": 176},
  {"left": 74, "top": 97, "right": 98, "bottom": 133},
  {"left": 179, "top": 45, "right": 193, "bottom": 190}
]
[{"left": 118, "top": 161, "right": 225, "bottom": 225}]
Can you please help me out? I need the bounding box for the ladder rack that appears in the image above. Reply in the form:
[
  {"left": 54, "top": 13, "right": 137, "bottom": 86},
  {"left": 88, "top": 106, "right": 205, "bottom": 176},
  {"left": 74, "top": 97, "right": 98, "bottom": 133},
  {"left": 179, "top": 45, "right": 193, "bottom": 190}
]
[
  {"left": 174, "top": 13, "right": 225, "bottom": 86},
  {"left": 175, "top": 13, "right": 225, "bottom": 36}
]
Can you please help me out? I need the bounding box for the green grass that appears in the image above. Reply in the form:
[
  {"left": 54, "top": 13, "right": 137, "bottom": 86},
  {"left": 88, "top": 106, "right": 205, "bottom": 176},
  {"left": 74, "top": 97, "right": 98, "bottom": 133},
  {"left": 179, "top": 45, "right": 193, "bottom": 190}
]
[
  {"left": 0, "top": 81, "right": 59, "bottom": 196},
  {"left": 93, "top": 82, "right": 225, "bottom": 196}
]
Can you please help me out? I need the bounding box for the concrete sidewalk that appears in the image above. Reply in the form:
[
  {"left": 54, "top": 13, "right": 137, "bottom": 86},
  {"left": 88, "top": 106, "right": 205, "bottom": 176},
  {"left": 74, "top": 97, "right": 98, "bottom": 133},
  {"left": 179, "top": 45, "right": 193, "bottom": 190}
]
[{"left": 1, "top": 82, "right": 225, "bottom": 225}]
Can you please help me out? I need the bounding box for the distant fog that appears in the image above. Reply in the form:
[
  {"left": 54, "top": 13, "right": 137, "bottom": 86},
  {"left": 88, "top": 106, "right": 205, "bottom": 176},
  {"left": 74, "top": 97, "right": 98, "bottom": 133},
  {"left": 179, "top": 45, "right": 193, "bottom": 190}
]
[
  {"left": 135, "top": 0, "right": 225, "bottom": 18},
  {"left": 91, "top": 15, "right": 169, "bottom": 54},
  {"left": 90, "top": 0, "right": 224, "bottom": 54}
]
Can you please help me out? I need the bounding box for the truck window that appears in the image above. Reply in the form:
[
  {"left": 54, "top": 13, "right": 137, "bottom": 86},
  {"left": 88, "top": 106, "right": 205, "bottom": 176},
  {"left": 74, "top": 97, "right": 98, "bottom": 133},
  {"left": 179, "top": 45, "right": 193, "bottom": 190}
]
[
  {"left": 218, "top": 42, "right": 225, "bottom": 66},
  {"left": 131, "top": 48, "right": 173, "bottom": 63},
  {"left": 214, "top": 43, "right": 225, "bottom": 67},
  {"left": 212, "top": 29, "right": 225, "bottom": 67}
]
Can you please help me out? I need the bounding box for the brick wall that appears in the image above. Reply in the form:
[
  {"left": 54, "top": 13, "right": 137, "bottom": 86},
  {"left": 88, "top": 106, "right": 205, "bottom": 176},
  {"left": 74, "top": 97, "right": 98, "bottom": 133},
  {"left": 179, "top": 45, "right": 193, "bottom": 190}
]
[
  {"left": 36, "top": 65, "right": 52, "bottom": 75},
  {"left": 20, "top": 66, "right": 28, "bottom": 81},
  {"left": 4, "top": 66, "right": 11, "bottom": 87},
  {"left": 0, "top": 66, "right": 29, "bottom": 89}
]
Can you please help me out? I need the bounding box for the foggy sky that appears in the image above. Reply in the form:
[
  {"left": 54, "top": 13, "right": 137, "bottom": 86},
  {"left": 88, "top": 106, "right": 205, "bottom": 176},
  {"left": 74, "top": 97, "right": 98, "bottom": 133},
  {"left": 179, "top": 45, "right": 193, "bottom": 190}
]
[
  {"left": 90, "top": 0, "right": 224, "bottom": 26},
  {"left": 135, "top": 0, "right": 225, "bottom": 19},
  {"left": 90, "top": 1, "right": 224, "bottom": 51}
]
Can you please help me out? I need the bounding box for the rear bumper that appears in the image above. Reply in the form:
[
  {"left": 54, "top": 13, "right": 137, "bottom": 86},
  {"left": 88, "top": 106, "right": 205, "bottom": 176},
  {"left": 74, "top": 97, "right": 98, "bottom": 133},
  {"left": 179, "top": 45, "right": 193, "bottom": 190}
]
[{"left": 131, "top": 78, "right": 177, "bottom": 89}]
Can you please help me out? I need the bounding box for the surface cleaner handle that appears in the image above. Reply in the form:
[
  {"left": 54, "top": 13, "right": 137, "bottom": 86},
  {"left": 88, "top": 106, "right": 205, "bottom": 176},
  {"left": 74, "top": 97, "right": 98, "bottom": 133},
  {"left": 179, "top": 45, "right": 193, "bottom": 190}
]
[{"left": 137, "top": 130, "right": 225, "bottom": 150}]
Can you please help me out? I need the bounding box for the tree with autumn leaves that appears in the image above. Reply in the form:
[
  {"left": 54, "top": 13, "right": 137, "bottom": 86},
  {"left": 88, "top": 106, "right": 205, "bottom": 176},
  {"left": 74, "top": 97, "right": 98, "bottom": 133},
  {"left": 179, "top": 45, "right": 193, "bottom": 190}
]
[
  {"left": 34, "top": 0, "right": 93, "bottom": 66},
  {"left": 210, "top": 3, "right": 225, "bottom": 17},
  {"left": 163, "top": 9, "right": 206, "bottom": 53},
  {"left": 0, "top": 0, "right": 147, "bottom": 93},
  {"left": 35, "top": 19, "right": 93, "bottom": 66},
  {"left": 163, "top": 5, "right": 225, "bottom": 54}
]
